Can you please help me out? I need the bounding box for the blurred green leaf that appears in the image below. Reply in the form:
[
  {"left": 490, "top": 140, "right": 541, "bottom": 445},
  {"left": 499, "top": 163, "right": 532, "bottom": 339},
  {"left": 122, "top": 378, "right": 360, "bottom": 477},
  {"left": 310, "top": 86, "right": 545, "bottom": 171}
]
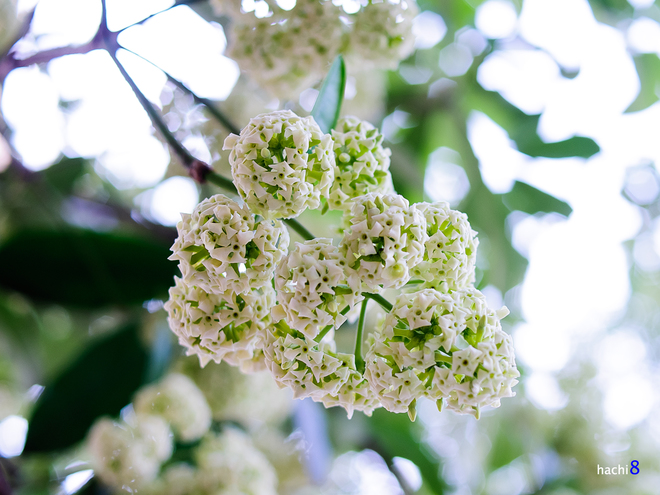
[
  {"left": 502, "top": 181, "right": 572, "bottom": 216},
  {"left": 515, "top": 133, "right": 600, "bottom": 159},
  {"left": 41, "top": 157, "right": 87, "bottom": 195},
  {"left": 368, "top": 409, "right": 447, "bottom": 494},
  {"left": 24, "top": 323, "right": 148, "bottom": 453},
  {"left": 625, "top": 53, "right": 660, "bottom": 113},
  {"left": 0, "top": 230, "right": 177, "bottom": 308},
  {"left": 311, "top": 55, "right": 346, "bottom": 134}
]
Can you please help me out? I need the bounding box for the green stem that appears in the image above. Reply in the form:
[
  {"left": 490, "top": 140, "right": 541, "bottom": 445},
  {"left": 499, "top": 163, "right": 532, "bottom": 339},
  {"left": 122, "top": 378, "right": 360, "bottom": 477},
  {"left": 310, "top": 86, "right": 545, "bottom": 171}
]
[
  {"left": 363, "top": 293, "right": 393, "bottom": 312},
  {"left": 207, "top": 172, "right": 238, "bottom": 194},
  {"left": 283, "top": 218, "right": 315, "bottom": 241},
  {"left": 354, "top": 299, "right": 368, "bottom": 373},
  {"left": 315, "top": 305, "right": 350, "bottom": 342}
]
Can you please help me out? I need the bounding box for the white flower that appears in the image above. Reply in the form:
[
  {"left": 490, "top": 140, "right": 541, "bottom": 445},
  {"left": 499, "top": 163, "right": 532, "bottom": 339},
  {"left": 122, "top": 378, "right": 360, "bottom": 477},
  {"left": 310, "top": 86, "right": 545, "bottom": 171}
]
[
  {"left": 411, "top": 201, "right": 478, "bottom": 290},
  {"left": 273, "top": 238, "right": 363, "bottom": 340},
  {"left": 328, "top": 116, "right": 394, "bottom": 211},
  {"left": 87, "top": 415, "right": 172, "bottom": 491},
  {"left": 320, "top": 369, "right": 381, "bottom": 418},
  {"left": 165, "top": 277, "right": 275, "bottom": 368},
  {"left": 364, "top": 287, "right": 519, "bottom": 418},
  {"left": 263, "top": 321, "right": 350, "bottom": 399},
  {"left": 169, "top": 193, "right": 289, "bottom": 295},
  {"left": 176, "top": 357, "right": 293, "bottom": 427},
  {"left": 133, "top": 373, "right": 212, "bottom": 443},
  {"left": 339, "top": 193, "right": 427, "bottom": 292},
  {"left": 146, "top": 428, "right": 278, "bottom": 495},
  {"left": 227, "top": 0, "right": 346, "bottom": 98},
  {"left": 345, "top": 0, "right": 419, "bottom": 70},
  {"left": 195, "top": 428, "right": 279, "bottom": 495},
  {"left": 224, "top": 110, "right": 335, "bottom": 219}
]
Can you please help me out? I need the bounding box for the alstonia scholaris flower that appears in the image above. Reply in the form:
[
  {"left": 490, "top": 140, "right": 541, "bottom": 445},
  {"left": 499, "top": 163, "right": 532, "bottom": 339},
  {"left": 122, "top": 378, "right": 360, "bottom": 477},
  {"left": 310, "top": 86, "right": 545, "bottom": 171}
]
[
  {"left": 144, "top": 428, "right": 278, "bottom": 495},
  {"left": 133, "top": 373, "right": 212, "bottom": 443},
  {"left": 328, "top": 116, "right": 393, "bottom": 211},
  {"left": 177, "top": 357, "right": 292, "bottom": 427},
  {"left": 346, "top": 0, "right": 419, "bottom": 70},
  {"left": 227, "top": 0, "right": 345, "bottom": 98},
  {"left": 169, "top": 194, "right": 289, "bottom": 295},
  {"left": 224, "top": 110, "right": 335, "bottom": 219},
  {"left": 364, "top": 288, "right": 519, "bottom": 418},
  {"left": 411, "top": 201, "right": 478, "bottom": 290},
  {"left": 87, "top": 415, "right": 172, "bottom": 491},
  {"left": 339, "top": 192, "right": 427, "bottom": 292},
  {"left": 272, "top": 238, "right": 363, "bottom": 340},
  {"left": 165, "top": 277, "right": 275, "bottom": 368}
]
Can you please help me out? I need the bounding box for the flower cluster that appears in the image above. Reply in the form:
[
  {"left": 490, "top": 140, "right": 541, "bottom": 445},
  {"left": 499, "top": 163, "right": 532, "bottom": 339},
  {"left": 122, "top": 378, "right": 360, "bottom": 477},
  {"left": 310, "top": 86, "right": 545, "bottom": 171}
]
[
  {"left": 273, "top": 238, "right": 363, "bottom": 340},
  {"left": 364, "top": 288, "right": 519, "bottom": 419},
  {"left": 87, "top": 415, "right": 173, "bottom": 491},
  {"left": 328, "top": 116, "right": 393, "bottom": 211},
  {"left": 146, "top": 428, "right": 278, "bottom": 495},
  {"left": 411, "top": 201, "right": 479, "bottom": 290},
  {"left": 218, "top": 0, "right": 419, "bottom": 97},
  {"left": 166, "top": 110, "right": 518, "bottom": 420},
  {"left": 227, "top": 0, "right": 345, "bottom": 98},
  {"left": 346, "top": 0, "right": 419, "bottom": 71},
  {"left": 165, "top": 277, "right": 274, "bottom": 368},
  {"left": 133, "top": 373, "right": 212, "bottom": 442},
  {"left": 224, "top": 110, "right": 335, "bottom": 219},
  {"left": 262, "top": 320, "right": 379, "bottom": 418},
  {"left": 340, "top": 192, "right": 427, "bottom": 292},
  {"left": 169, "top": 194, "right": 289, "bottom": 294}
]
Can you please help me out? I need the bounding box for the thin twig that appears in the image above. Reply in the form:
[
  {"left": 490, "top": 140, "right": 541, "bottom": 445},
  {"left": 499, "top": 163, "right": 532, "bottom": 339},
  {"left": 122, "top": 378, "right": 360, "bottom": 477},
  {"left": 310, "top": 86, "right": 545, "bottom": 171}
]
[
  {"left": 116, "top": 44, "right": 240, "bottom": 134},
  {"left": 363, "top": 292, "right": 393, "bottom": 312},
  {"left": 283, "top": 218, "right": 315, "bottom": 241},
  {"left": 354, "top": 299, "right": 368, "bottom": 373}
]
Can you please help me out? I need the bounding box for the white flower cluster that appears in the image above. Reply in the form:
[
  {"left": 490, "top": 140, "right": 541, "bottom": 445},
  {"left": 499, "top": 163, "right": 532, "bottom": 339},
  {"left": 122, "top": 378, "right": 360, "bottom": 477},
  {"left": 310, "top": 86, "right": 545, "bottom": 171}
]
[
  {"left": 146, "top": 428, "right": 278, "bottom": 495},
  {"left": 87, "top": 415, "right": 173, "bottom": 491},
  {"left": 411, "top": 201, "right": 478, "bottom": 290},
  {"left": 262, "top": 320, "right": 379, "bottom": 418},
  {"left": 219, "top": 0, "right": 419, "bottom": 97},
  {"left": 224, "top": 110, "right": 335, "bottom": 219},
  {"left": 364, "top": 288, "right": 519, "bottom": 419},
  {"left": 169, "top": 194, "right": 289, "bottom": 294},
  {"left": 328, "top": 116, "right": 393, "bottom": 211},
  {"left": 165, "top": 110, "right": 518, "bottom": 420},
  {"left": 165, "top": 277, "right": 275, "bottom": 368},
  {"left": 133, "top": 373, "right": 212, "bottom": 443},
  {"left": 227, "top": 0, "right": 345, "bottom": 98},
  {"left": 340, "top": 192, "right": 427, "bottom": 292},
  {"left": 273, "top": 238, "right": 363, "bottom": 340},
  {"left": 176, "top": 357, "right": 293, "bottom": 427},
  {"left": 346, "top": 0, "right": 419, "bottom": 70}
]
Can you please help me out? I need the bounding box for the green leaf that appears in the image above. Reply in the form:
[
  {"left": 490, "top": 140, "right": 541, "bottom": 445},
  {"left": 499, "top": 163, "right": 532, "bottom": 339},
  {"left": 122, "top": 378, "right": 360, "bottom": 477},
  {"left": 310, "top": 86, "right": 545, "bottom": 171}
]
[
  {"left": 311, "top": 55, "right": 346, "bottom": 134},
  {"left": 501, "top": 181, "right": 572, "bottom": 216},
  {"left": 24, "top": 323, "right": 149, "bottom": 453},
  {"left": 41, "top": 157, "right": 87, "bottom": 195},
  {"left": 0, "top": 230, "right": 178, "bottom": 308},
  {"left": 368, "top": 409, "right": 447, "bottom": 494},
  {"left": 625, "top": 53, "right": 660, "bottom": 113}
]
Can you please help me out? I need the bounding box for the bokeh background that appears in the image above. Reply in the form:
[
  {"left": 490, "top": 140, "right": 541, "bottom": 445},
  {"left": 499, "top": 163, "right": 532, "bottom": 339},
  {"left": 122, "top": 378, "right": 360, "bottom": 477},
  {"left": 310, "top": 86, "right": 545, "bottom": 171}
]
[{"left": 1, "top": 0, "right": 660, "bottom": 493}]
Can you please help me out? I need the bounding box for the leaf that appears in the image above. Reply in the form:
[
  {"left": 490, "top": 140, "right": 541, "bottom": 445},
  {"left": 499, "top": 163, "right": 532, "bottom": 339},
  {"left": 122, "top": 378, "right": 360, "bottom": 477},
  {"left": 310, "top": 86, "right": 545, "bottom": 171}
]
[
  {"left": 23, "top": 323, "right": 149, "bottom": 453},
  {"left": 367, "top": 409, "right": 447, "bottom": 494},
  {"left": 625, "top": 53, "right": 660, "bottom": 113},
  {"left": 311, "top": 55, "right": 346, "bottom": 134},
  {"left": 501, "top": 181, "right": 572, "bottom": 216},
  {"left": 41, "top": 157, "right": 87, "bottom": 195},
  {"left": 0, "top": 230, "right": 178, "bottom": 308}
]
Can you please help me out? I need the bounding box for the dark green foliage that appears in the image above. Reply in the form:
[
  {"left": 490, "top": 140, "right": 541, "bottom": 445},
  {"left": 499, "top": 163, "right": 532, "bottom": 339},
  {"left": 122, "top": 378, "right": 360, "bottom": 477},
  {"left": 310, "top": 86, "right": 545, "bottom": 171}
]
[
  {"left": 311, "top": 55, "right": 346, "bottom": 134},
  {"left": 23, "top": 323, "right": 148, "bottom": 453},
  {"left": 41, "top": 157, "right": 87, "bottom": 195},
  {"left": 502, "top": 181, "right": 573, "bottom": 216},
  {"left": 0, "top": 230, "right": 177, "bottom": 308}
]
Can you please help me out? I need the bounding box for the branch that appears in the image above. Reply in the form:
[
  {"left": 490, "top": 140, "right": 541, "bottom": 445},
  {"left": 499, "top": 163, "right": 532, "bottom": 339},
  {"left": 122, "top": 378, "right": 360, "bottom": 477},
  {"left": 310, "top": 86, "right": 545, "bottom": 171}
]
[{"left": 364, "top": 293, "right": 393, "bottom": 312}]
